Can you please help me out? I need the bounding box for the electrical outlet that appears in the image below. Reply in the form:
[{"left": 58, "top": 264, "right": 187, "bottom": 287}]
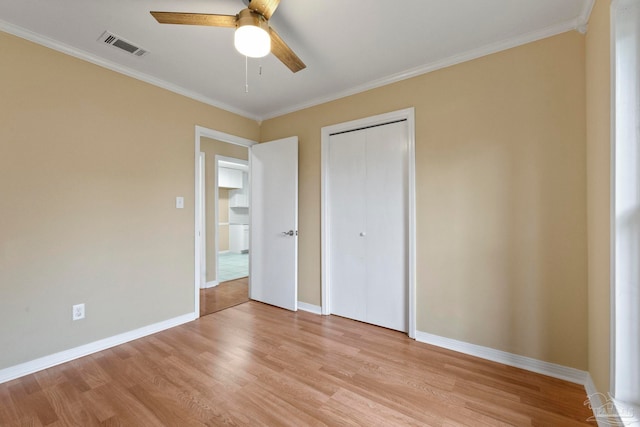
[{"left": 72, "top": 303, "right": 85, "bottom": 321}]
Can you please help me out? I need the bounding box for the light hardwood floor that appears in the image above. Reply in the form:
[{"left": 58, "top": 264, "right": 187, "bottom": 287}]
[
  {"left": 199, "top": 278, "right": 249, "bottom": 317},
  {"left": 0, "top": 302, "right": 594, "bottom": 426}
]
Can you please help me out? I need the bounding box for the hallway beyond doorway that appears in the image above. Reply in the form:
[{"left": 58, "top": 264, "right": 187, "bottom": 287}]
[{"left": 218, "top": 251, "right": 249, "bottom": 282}]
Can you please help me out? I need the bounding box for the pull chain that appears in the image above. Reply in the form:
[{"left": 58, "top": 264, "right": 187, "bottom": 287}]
[{"left": 245, "top": 55, "right": 249, "bottom": 93}]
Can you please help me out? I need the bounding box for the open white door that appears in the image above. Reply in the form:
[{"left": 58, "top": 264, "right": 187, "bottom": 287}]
[{"left": 250, "top": 137, "right": 298, "bottom": 311}]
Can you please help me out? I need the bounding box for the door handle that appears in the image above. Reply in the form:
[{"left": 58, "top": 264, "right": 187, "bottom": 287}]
[{"left": 282, "top": 230, "right": 297, "bottom": 236}]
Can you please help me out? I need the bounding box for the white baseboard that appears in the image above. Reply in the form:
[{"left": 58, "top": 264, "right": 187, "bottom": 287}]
[
  {"left": 584, "top": 375, "right": 632, "bottom": 427},
  {"left": 415, "top": 330, "right": 589, "bottom": 385},
  {"left": 415, "top": 331, "right": 615, "bottom": 425},
  {"left": 414, "top": 331, "right": 630, "bottom": 424},
  {"left": 203, "top": 280, "right": 219, "bottom": 289},
  {"left": 0, "top": 312, "right": 197, "bottom": 384},
  {"left": 584, "top": 374, "right": 607, "bottom": 427},
  {"left": 584, "top": 373, "right": 600, "bottom": 400},
  {"left": 297, "top": 302, "right": 322, "bottom": 315}
]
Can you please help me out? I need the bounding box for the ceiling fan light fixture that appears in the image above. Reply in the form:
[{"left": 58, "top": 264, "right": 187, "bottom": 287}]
[{"left": 234, "top": 9, "right": 271, "bottom": 58}]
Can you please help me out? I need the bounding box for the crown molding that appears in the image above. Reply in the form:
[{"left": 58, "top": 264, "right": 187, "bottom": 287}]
[
  {"left": 261, "top": 17, "right": 584, "bottom": 121},
  {"left": 0, "top": 20, "right": 261, "bottom": 122},
  {"left": 1, "top": 3, "right": 594, "bottom": 125},
  {"left": 577, "top": 0, "right": 596, "bottom": 33}
]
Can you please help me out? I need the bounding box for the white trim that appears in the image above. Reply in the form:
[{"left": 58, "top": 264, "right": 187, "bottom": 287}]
[
  {"left": 611, "top": 0, "right": 640, "bottom": 408},
  {"left": 216, "top": 156, "right": 249, "bottom": 166},
  {"left": 199, "top": 152, "right": 206, "bottom": 289},
  {"left": 213, "top": 156, "right": 219, "bottom": 284},
  {"left": 195, "top": 143, "right": 203, "bottom": 312},
  {"left": 194, "top": 126, "right": 256, "bottom": 318},
  {"left": 196, "top": 126, "right": 257, "bottom": 147},
  {"left": 584, "top": 374, "right": 628, "bottom": 427},
  {"left": 321, "top": 108, "right": 416, "bottom": 338},
  {"left": 204, "top": 280, "right": 219, "bottom": 289},
  {"left": 213, "top": 156, "right": 220, "bottom": 285},
  {"left": 584, "top": 375, "right": 610, "bottom": 427},
  {"left": 610, "top": 0, "right": 619, "bottom": 398},
  {"left": 262, "top": 20, "right": 585, "bottom": 120},
  {"left": 219, "top": 160, "right": 249, "bottom": 172},
  {"left": 584, "top": 375, "right": 617, "bottom": 427},
  {"left": 577, "top": 0, "right": 597, "bottom": 33},
  {"left": 297, "top": 302, "right": 322, "bottom": 315},
  {"left": 0, "top": 20, "right": 260, "bottom": 122},
  {"left": 415, "top": 330, "right": 589, "bottom": 385},
  {"left": 406, "top": 109, "right": 417, "bottom": 339},
  {"left": 320, "top": 136, "right": 330, "bottom": 316},
  {"left": 0, "top": 313, "right": 195, "bottom": 384}
]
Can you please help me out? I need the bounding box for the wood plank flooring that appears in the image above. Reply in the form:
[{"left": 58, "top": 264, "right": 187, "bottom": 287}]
[
  {"left": 199, "top": 278, "right": 249, "bottom": 317},
  {"left": 0, "top": 302, "right": 595, "bottom": 426}
]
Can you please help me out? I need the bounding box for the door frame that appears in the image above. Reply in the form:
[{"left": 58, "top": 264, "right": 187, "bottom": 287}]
[
  {"left": 194, "top": 126, "right": 256, "bottom": 318},
  {"left": 320, "top": 108, "right": 417, "bottom": 338},
  {"left": 198, "top": 152, "right": 206, "bottom": 289}
]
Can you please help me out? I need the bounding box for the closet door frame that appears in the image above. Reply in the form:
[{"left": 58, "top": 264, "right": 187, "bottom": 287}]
[{"left": 320, "top": 108, "right": 416, "bottom": 338}]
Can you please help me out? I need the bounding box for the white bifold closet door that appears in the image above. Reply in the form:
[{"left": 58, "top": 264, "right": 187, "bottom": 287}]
[{"left": 328, "top": 120, "right": 408, "bottom": 332}]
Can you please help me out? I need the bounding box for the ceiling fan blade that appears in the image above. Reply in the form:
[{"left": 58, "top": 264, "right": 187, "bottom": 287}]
[
  {"left": 269, "top": 28, "right": 306, "bottom": 73},
  {"left": 248, "top": 0, "right": 280, "bottom": 20},
  {"left": 150, "top": 12, "right": 237, "bottom": 28}
]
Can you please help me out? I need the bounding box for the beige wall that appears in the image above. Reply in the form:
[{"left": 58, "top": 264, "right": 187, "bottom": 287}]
[
  {"left": 261, "top": 31, "right": 588, "bottom": 369},
  {"left": 0, "top": 31, "right": 259, "bottom": 369},
  {"left": 200, "top": 139, "right": 248, "bottom": 282},
  {"left": 219, "top": 189, "right": 230, "bottom": 224},
  {"left": 586, "top": 0, "right": 612, "bottom": 393},
  {"left": 219, "top": 189, "right": 230, "bottom": 252}
]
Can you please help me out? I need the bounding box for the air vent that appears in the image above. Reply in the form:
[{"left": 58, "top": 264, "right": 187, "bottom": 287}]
[{"left": 98, "top": 31, "right": 149, "bottom": 57}]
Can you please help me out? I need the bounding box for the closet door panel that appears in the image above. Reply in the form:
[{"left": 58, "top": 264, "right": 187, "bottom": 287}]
[
  {"left": 328, "top": 131, "right": 367, "bottom": 323},
  {"left": 364, "top": 122, "right": 408, "bottom": 332}
]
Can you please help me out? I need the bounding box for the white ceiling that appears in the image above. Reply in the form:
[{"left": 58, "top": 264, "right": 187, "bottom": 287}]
[{"left": 0, "top": 0, "right": 593, "bottom": 121}]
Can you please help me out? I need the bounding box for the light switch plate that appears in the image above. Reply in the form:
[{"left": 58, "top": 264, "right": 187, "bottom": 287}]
[
  {"left": 72, "top": 303, "right": 85, "bottom": 321},
  {"left": 176, "top": 197, "right": 184, "bottom": 209}
]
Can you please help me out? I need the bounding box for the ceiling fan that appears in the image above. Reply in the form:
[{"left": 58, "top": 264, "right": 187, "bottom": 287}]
[{"left": 150, "top": 0, "right": 306, "bottom": 73}]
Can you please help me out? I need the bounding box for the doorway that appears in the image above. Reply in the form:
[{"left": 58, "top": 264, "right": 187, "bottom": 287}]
[
  {"left": 194, "top": 127, "right": 256, "bottom": 317},
  {"left": 216, "top": 157, "right": 250, "bottom": 284},
  {"left": 201, "top": 149, "right": 250, "bottom": 316},
  {"left": 194, "top": 127, "right": 300, "bottom": 317},
  {"left": 321, "top": 108, "right": 416, "bottom": 337}
]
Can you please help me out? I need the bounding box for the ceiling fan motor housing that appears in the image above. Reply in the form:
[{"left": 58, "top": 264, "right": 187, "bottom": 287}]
[{"left": 235, "top": 8, "right": 271, "bottom": 57}]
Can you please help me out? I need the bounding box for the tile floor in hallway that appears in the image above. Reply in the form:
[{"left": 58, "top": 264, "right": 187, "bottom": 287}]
[{"left": 218, "top": 251, "right": 248, "bottom": 282}]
